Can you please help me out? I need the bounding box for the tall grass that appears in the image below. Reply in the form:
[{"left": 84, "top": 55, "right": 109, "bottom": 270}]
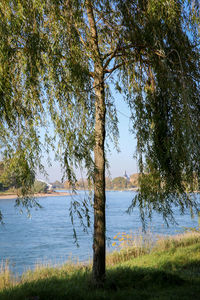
[
  {"left": 0, "top": 260, "right": 15, "bottom": 290},
  {"left": 106, "top": 229, "right": 156, "bottom": 265},
  {"left": 107, "top": 229, "right": 200, "bottom": 265},
  {"left": 153, "top": 231, "right": 200, "bottom": 252}
]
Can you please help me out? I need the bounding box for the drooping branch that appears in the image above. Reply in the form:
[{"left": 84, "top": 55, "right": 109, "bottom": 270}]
[
  {"left": 103, "top": 43, "right": 121, "bottom": 70},
  {"left": 104, "top": 62, "right": 124, "bottom": 74},
  {"left": 93, "top": 7, "right": 121, "bottom": 37},
  {"left": 103, "top": 43, "right": 147, "bottom": 69}
]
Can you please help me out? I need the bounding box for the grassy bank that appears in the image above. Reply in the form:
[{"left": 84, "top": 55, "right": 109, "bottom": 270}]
[{"left": 0, "top": 231, "right": 200, "bottom": 300}]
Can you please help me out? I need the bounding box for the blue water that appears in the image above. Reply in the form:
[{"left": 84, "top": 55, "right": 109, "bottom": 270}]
[{"left": 0, "top": 191, "right": 199, "bottom": 275}]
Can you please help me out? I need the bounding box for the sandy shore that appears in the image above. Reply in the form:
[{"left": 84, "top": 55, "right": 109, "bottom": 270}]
[{"left": 0, "top": 192, "right": 71, "bottom": 200}]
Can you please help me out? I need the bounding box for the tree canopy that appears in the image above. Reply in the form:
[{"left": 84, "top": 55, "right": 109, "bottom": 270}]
[{"left": 0, "top": 0, "right": 199, "bottom": 284}]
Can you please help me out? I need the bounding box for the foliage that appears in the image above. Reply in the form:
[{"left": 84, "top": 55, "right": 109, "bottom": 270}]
[
  {"left": 62, "top": 175, "right": 138, "bottom": 190},
  {"left": 0, "top": 155, "right": 41, "bottom": 221},
  {"left": 0, "top": 183, "right": 4, "bottom": 192},
  {"left": 1, "top": 154, "right": 35, "bottom": 192},
  {"left": 112, "top": 177, "right": 127, "bottom": 189},
  {"left": 0, "top": 0, "right": 199, "bottom": 212},
  {"left": 105, "top": 177, "right": 113, "bottom": 190},
  {"left": 0, "top": 162, "right": 3, "bottom": 177},
  {"left": 0, "top": 162, "right": 6, "bottom": 191},
  {"left": 33, "top": 180, "right": 48, "bottom": 194},
  {"left": 118, "top": 0, "right": 200, "bottom": 224}
]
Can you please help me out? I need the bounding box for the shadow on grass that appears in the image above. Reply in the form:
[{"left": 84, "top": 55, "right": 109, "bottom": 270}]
[
  {"left": 105, "top": 267, "right": 184, "bottom": 290},
  {"left": 0, "top": 265, "right": 199, "bottom": 300}
]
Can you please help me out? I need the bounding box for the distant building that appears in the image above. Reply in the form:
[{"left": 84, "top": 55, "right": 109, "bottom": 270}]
[{"left": 123, "top": 171, "right": 130, "bottom": 182}]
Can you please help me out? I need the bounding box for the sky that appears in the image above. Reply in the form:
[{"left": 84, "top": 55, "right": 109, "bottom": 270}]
[
  {"left": 106, "top": 94, "right": 138, "bottom": 178},
  {"left": 38, "top": 93, "right": 138, "bottom": 183}
]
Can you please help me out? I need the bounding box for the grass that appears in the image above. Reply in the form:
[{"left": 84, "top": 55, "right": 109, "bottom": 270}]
[{"left": 0, "top": 231, "right": 200, "bottom": 300}]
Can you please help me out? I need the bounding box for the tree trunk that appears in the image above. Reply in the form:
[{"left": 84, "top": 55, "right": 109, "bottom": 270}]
[
  {"left": 85, "top": 0, "right": 106, "bottom": 285},
  {"left": 92, "top": 71, "right": 106, "bottom": 286}
]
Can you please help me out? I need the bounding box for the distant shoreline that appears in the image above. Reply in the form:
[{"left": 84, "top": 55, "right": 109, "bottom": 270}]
[{"left": 0, "top": 191, "right": 71, "bottom": 200}]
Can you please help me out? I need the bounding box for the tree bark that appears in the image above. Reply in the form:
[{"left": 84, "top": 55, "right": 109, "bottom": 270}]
[
  {"left": 85, "top": 0, "right": 106, "bottom": 285},
  {"left": 93, "top": 72, "right": 106, "bottom": 285}
]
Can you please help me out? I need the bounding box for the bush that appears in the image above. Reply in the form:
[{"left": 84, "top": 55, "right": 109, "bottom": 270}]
[{"left": 33, "top": 181, "right": 48, "bottom": 193}]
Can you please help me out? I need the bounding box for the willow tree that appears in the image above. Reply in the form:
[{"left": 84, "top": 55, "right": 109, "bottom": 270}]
[{"left": 0, "top": 0, "right": 200, "bottom": 285}]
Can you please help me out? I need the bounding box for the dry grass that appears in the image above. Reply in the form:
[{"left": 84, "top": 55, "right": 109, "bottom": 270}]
[
  {"left": 0, "top": 258, "right": 91, "bottom": 291},
  {"left": 153, "top": 230, "right": 200, "bottom": 252},
  {"left": 0, "top": 260, "right": 15, "bottom": 290},
  {"left": 107, "top": 229, "right": 200, "bottom": 265},
  {"left": 107, "top": 228, "right": 160, "bottom": 265}
]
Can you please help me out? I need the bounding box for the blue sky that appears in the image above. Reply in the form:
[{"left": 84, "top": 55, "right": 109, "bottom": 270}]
[
  {"left": 0, "top": 85, "right": 137, "bottom": 183},
  {"left": 106, "top": 94, "right": 138, "bottom": 178},
  {"left": 39, "top": 93, "right": 138, "bottom": 183}
]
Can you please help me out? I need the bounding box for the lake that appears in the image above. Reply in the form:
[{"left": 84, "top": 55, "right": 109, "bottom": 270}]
[{"left": 0, "top": 191, "right": 199, "bottom": 275}]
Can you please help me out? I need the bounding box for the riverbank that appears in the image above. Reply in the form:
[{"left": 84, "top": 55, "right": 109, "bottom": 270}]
[
  {"left": 0, "top": 191, "right": 71, "bottom": 200},
  {"left": 0, "top": 231, "right": 200, "bottom": 299}
]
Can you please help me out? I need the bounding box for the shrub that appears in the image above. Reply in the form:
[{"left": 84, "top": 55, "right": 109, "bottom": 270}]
[{"left": 33, "top": 181, "right": 48, "bottom": 193}]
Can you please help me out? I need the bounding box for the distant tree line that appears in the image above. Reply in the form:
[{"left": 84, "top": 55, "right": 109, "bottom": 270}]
[
  {"left": 52, "top": 172, "right": 200, "bottom": 192},
  {"left": 1, "top": 164, "right": 199, "bottom": 193},
  {"left": 51, "top": 174, "right": 140, "bottom": 191},
  {"left": 0, "top": 162, "right": 5, "bottom": 191},
  {"left": 0, "top": 162, "right": 49, "bottom": 194}
]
